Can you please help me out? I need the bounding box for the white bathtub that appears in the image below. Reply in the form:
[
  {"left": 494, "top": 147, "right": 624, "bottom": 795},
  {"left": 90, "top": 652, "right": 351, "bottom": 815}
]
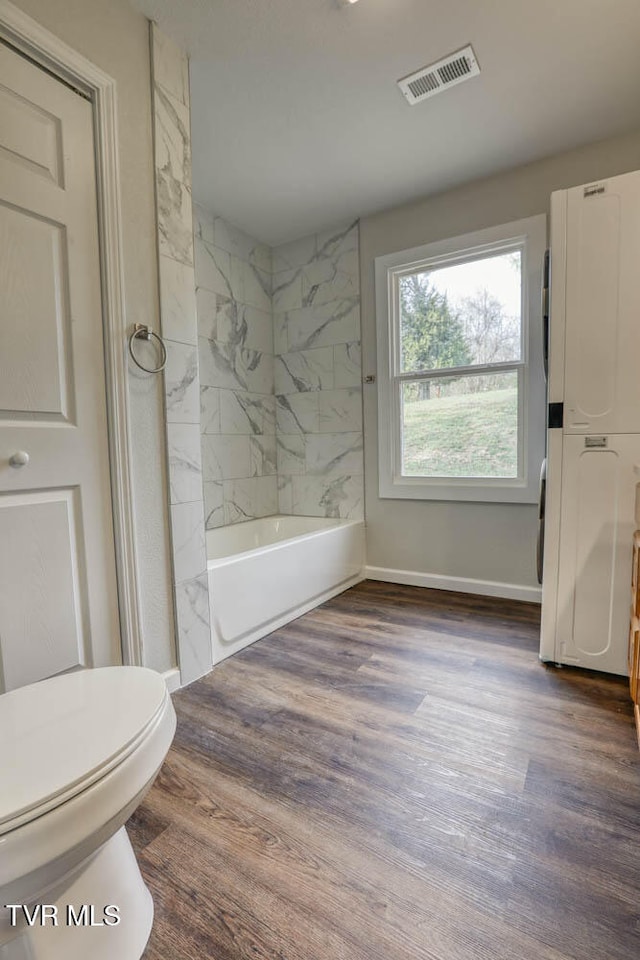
[{"left": 207, "top": 515, "right": 365, "bottom": 663}]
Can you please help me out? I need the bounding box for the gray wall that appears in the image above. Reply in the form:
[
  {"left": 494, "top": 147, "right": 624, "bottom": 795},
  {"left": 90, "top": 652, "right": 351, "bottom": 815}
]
[
  {"left": 360, "top": 128, "right": 640, "bottom": 590},
  {"left": 14, "top": 0, "right": 176, "bottom": 671}
]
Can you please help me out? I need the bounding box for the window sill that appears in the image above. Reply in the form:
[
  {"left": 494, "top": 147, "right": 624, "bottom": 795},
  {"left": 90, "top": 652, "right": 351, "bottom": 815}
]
[{"left": 379, "top": 476, "right": 538, "bottom": 504}]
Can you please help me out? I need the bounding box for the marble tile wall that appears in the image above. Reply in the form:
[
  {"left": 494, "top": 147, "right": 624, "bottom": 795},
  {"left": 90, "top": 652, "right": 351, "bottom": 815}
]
[
  {"left": 272, "top": 221, "right": 364, "bottom": 520},
  {"left": 194, "top": 206, "right": 278, "bottom": 527},
  {"left": 151, "top": 25, "right": 212, "bottom": 684}
]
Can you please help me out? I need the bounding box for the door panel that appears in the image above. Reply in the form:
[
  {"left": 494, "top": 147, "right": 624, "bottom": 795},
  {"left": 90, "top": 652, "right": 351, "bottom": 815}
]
[
  {"left": 0, "top": 77, "right": 63, "bottom": 184},
  {"left": 0, "top": 490, "right": 88, "bottom": 691},
  {"left": 0, "top": 202, "right": 72, "bottom": 418},
  {"left": 0, "top": 42, "right": 121, "bottom": 692}
]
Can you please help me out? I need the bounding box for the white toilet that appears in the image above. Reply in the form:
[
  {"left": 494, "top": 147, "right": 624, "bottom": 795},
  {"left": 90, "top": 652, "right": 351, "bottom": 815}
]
[{"left": 0, "top": 666, "right": 177, "bottom": 960}]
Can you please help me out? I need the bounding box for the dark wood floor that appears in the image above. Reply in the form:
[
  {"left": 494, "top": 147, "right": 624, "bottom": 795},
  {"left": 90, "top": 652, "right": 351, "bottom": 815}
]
[{"left": 132, "top": 581, "right": 640, "bottom": 960}]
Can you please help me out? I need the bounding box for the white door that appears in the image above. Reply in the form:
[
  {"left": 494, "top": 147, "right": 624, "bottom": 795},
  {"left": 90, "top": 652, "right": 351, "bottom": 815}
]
[
  {"left": 554, "top": 434, "right": 640, "bottom": 676},
  {"left": 0, "top": 41, "right": 121, "bottom": 693}
]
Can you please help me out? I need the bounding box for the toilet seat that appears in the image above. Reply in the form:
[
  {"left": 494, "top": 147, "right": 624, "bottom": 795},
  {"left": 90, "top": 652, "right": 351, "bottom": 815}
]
[
  {"left": 0, "top": 666, "right": 176, "bottom": 904},
  {"left": 0, "top": 667, "right": 169, "bottom": 836},
  {"left": 0, "top": 667, "right": 177, "bottom": 960}
]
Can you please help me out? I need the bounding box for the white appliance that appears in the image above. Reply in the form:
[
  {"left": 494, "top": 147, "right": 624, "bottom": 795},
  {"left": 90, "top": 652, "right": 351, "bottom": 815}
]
[{"left": 540, "top": 169, "right": 640, "bottom": 675}]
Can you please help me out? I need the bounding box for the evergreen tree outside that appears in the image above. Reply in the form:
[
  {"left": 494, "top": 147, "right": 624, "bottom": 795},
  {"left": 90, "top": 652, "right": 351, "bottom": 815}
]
[{"left": 399, "top": 272, "right": 472, "bottom": 398}]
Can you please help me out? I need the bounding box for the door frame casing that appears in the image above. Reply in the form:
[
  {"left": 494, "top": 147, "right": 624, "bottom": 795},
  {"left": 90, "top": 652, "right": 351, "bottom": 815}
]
[{"left": 0, "top": 0, "right": 144, "bottom": 666}]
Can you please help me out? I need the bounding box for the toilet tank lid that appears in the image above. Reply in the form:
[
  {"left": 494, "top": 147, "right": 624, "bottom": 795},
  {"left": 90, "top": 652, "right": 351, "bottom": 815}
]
[{"left": 0, "top": 667, "right": 169, "bottom": 831}]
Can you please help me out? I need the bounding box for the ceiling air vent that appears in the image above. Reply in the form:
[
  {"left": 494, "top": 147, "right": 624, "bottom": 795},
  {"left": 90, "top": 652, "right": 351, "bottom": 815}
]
[{"left": 398, "top": 45, "right": 480, "bottom": 105}]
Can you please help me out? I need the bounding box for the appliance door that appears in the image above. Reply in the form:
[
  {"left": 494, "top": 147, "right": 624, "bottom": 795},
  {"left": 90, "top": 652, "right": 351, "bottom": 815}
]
[
  {"left": 536, "top": 458, "right": 546, "bottom": 585},
  {"left": 563, "top": 173, "right": 640, "bottom": 434},
  {"left": 554, "top": 434, "right": 640, "bottom": 675}
]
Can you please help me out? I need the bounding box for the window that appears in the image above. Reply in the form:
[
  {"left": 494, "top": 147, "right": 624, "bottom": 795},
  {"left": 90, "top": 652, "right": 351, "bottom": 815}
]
[{"left": 375, "top": 216, "right": 546, "bottom": 502}]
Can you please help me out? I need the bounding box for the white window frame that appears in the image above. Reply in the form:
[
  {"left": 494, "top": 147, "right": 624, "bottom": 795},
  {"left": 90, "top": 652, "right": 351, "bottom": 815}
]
[{"left": 375, "top": 215, "right": 546, "bottom": 503}]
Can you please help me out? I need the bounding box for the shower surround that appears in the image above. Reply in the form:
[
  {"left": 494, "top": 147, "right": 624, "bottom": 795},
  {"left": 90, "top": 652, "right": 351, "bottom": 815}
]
[
  {"left": 195, "top": 211, "right": 364, "bottom": 526},
  {"left": 273, "top": 222, "right": 363, "bottom": 520},
  {"left": 194, "top": 206, "right": 277, "bottom": 527},
  {"left": 151, "top": 25, "right": 211, "bottom": 685}
]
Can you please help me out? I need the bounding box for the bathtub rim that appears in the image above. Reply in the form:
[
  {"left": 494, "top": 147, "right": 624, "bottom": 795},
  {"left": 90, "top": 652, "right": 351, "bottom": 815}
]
[{"left": 206, "top": 515, "right": 364, "bottom": 568}]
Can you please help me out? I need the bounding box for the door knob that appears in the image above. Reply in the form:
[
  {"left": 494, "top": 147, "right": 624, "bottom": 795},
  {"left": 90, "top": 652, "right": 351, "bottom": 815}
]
[{"left": 9, "top": 451, "right": 30, "bottom": 468}]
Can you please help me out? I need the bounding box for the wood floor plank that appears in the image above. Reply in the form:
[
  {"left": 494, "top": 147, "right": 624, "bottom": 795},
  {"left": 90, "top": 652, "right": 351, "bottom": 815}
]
[{"left": 136, "top": 581, "right": 640, "bottom": 959}]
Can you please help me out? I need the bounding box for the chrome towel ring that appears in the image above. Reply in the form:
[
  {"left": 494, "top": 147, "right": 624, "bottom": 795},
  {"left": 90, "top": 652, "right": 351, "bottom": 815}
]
[{"left": 128, "top": 323, "right": 167, "bottom": 374}]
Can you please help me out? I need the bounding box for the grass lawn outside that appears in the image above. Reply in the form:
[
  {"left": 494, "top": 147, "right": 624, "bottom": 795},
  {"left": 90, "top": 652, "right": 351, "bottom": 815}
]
[{"left": 402, "top": 384, "right": 518, "bottom": 478}]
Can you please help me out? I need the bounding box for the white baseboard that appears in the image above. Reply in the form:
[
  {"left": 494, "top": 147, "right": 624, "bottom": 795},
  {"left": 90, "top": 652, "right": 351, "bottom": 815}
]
[
  {"left": 365, "top": 565, "right": 542, "bottom": 604},
  {"left": 162, "top": 667, "right": 182, "bottom": 692}
]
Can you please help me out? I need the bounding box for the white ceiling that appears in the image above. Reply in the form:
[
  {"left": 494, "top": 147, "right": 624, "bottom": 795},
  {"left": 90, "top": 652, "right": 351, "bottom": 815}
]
[{"left": 132, "top": 0, "right": 640, "bottom": 246}]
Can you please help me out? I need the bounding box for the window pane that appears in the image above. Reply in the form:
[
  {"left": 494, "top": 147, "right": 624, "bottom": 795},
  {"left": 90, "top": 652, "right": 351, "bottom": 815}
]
[
  {"left": 401, "top": 371, "right": 519, "bottom": 478},
  {"left": 399, "top": 250, "right": 522, "bottom": 373}
]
